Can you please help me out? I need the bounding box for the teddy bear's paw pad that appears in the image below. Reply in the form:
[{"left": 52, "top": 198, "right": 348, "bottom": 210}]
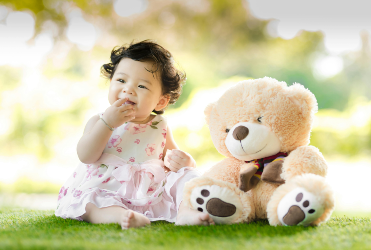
[
  {"left": 190, "top": 185, "right": 243, "bottom": 224},
  {"left": 277, "top": 187, "right": 325, "bottom": 226}
]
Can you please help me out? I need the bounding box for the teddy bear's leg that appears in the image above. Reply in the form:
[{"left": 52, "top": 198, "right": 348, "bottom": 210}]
[
  {"left": 267, "top": 173, "right": 335, "bottom": 226},
  {"left": 182, "top": 176, "right": 255, "bottom": 224},
  {"left": 281, "top": 146, "right": 328, "bottom": 180}
]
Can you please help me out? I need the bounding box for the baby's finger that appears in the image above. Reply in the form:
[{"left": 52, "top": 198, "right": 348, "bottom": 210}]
[
  {"left": 168, "top": 159, "right": 182, "bottom": 172},
  {"left": 118, "top": 104, "right": 134, "bottom": 112},
  {"left": 126, "top": 115, "right": 136, "bottom": 121},
  {"left": 171, "top": 149, "right": 187, "bottom": 159},
  {"left": 168, "top": 154, "right": 183, "bottom": 165},
  {"left": 114, "top": 98, "right": 128, "bottom": 107},
  {"left": 120, "top": 109, "right": 135, "bottom": 116}
]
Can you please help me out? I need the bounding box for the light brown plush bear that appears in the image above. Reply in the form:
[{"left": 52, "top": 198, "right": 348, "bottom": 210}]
[{"left": 183, "top": 77, "right": 335, "bottom": 226}]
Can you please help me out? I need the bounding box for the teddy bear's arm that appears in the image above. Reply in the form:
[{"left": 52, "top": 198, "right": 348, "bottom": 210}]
[
  {"left": 261, "top": 160, "right": 286, "bottom": 184},
  {"left": 239, "top": 164, "right": 260, "bottom": 192},
  {"left": 281, "top": 145, "right": 327, "bottom": 181},
  {"left": 203, "top": 158, "right": 242, "bottom": 186}
]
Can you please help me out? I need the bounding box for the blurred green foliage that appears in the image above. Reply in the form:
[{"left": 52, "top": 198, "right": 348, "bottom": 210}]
[
  {"left": 311, "top": 129, "right": 371, "bottom": 158},
  {"left": 1, "top": 0, "right": 370, "bottom": 109},
  {"left": 174, "top": 111, "right": 371, "bottom": 168},
  {"left": 3, "top": 98, "right": 90, "bottom": 161},
  {"left": 311, "top": 102, "right": 371, "bottom": 159},
  {"left": 0, "top": 66, "right": 22, "bottom": 91},
  {"left": 0, "top": 0, "right": 370, "bottom": 188},
  {"left": 173, "top": 125, "right": 225, "bottom": 166},
  {"left": 0, "top": 177, "right": 60, "bottom": 194}
]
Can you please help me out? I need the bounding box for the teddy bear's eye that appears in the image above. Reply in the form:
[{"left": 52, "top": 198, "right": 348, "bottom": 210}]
[
  {"left": 225, "top": 128, "right": 230, "bottom": 133},
  {"left": 257, "top": 116, "right": 263, "bottom": 123}
]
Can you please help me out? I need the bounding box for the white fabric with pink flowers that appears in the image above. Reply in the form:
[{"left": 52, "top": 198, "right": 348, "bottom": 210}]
[{"left": 55, "top": 114, "right": 200, "bottom": 222}]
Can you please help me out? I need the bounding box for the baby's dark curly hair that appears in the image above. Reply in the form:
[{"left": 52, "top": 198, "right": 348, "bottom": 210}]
[{"left": 101, "top": 40, "right": 186, "bottom": 114}]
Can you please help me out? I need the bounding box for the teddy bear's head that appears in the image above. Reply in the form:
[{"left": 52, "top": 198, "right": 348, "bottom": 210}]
[{"left": 205, "top": 77, "right": 317, "bottom": 161}]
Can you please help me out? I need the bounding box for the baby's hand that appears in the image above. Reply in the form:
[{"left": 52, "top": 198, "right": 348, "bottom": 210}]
[
  {"left": 164, "top": 149, "right": 196, "bottom": 172},
  {"left": 102, "top": 98, "right": 136, "bottom": 128}
]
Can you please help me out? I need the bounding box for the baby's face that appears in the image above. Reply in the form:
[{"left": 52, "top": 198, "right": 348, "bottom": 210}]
[{"left": 109, "top": 58, "right": 168, "bottom": 123}]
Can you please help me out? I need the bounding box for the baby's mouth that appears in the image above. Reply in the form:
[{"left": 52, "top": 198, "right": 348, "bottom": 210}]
[{"left": 124, "top": 100, "right": 136, "bottom": 105}]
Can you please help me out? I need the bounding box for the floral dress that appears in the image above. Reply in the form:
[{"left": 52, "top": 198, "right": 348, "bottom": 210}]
[{"left": 55, "top": 114, "right": 200, "bottom": 222}]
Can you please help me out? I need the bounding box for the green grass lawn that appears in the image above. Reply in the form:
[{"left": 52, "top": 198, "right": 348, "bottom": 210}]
[{"left": 0, "top": 208, "right": 370, "bottom": 250}]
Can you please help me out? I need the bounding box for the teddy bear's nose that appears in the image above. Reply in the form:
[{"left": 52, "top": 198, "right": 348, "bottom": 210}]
[{"left": 232, "top": 126, "right": 249, "bottom": 140}]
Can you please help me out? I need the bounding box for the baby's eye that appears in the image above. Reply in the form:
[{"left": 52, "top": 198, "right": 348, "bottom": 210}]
[
  {"left": 225, "top": 128, "right": 230, "bottom": 133},
  {"left": 257, "top": 116, "right": 263, "bottom": 123},
  {"left": 118, "top": 79, "right": 125, "bottom": 83},
  {"left": 138, "top": 85, "right": 148, "bottom": 89}
]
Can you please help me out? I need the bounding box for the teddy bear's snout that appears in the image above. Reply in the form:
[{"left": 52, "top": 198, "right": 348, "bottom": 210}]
[{"left": 232, "top": 126, "right": 249, "bottom": 141}]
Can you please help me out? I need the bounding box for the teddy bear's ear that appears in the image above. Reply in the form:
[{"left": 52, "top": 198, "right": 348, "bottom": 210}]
[
  {"left": 204, "top": 102, "right": 216, "bottom": 125},
  {"left": 287, "top": 83, "right": 318, "bottom": 117}
]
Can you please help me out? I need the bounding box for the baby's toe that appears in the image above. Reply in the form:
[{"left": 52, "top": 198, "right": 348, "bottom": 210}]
[
  {"left": 199, "top": 212, "right": 209, "bottom": 221},
  {"left": 208, "top": 217, "right": 215, "bottom": 225},
  {"left": 199, "top": 213, "right": 214, "bottom": 226},
  {"left": 201, "top": 221, "right": 209, "bottom": 226},
  {"left": 121, "top": 222, "right": 130, "bottom": 230},
  {"left": 127, "top": 211, "right": 135, "bottom": 220}
]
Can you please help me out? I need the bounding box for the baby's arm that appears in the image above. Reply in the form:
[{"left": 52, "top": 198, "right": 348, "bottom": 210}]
[
  {"left": 77, "top": 98, "right": 135, "bottom": 164},
  {"left": 163, "top": 126, "right": 196, "bottom": 171}
]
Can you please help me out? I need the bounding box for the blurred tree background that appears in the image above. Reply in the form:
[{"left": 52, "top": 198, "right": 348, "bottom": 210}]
[{"left": 0, "top": 0, "right": 370, "bottom": 195}]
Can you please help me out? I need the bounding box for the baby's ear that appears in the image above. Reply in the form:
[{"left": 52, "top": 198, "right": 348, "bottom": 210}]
[
  {"left": 204, "top": 102, "right": 216, "bottom": 125},
  {"left": 286, "top": 83, "right": 318, "bottom": 117},
  {"left": 155, "top": 95, "right": 170, "bottom": 111}
]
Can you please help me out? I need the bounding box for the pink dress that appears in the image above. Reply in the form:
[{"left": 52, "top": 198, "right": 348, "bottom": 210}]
[{"left": 55, "top": 114, "right": 200, "bottom": 222}]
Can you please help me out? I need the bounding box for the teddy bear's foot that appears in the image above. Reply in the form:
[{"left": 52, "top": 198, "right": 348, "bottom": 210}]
[
  {"left": 268, "top": 174, "right": 334, "bottom": 226},
  {"left": 190, "top": 185, "right": 240, "bottom": 224},
  {"left": 185, "top": 177, "right": 254, "bottom": 224},
  {"left": 277, "top": 187, "right": 325, "bottom": 226}
]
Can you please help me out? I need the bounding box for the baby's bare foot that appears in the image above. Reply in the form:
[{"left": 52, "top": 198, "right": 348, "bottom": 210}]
[
  {"left": 120, "top": 210, "right": 150, "bottom": 229},
  {"left": 175, "top": 207, "right": 215, "bottom": 226}
]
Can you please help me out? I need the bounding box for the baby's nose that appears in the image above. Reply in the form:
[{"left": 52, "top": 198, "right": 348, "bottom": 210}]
[{"left": 123, "top": 88, "right": 133, "bottom": 94}]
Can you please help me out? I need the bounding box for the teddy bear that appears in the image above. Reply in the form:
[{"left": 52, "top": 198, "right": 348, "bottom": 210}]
[{"left": 182, "top": 77, "right": 335, "bottom": 226}]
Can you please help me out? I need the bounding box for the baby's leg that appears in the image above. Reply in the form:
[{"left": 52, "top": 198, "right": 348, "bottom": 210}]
[
  {"left": 81, "top": 203, "right": 150, "bottom": 229},
  {"left": 175, "top": 201, "right": 215, "bottom": 226}
]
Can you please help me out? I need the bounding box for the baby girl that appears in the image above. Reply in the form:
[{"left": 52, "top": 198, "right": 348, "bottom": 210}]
[{"left": 55, "top": 40, "right": 214, "bottom": 228}]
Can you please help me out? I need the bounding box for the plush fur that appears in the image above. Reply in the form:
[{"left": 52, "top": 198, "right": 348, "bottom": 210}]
[{"left": 183, "top": 77, "right": 335, "bottom": 226}]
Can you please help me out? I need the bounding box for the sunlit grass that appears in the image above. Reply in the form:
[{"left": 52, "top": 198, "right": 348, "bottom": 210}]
[
  {"left": 1, "top": 208, "right": 371, "bottom": 250},
  {"left": 333, "top": 211, "right": 371, "bottom": 218}
]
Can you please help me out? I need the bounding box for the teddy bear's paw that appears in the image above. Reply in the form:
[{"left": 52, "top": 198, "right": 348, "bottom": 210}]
[
  {"left": 190, "top": 184, "right": 243, "bottom": 224},
  {"left": 277, "top": 187, "right": 325, "bottom": 226}
]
